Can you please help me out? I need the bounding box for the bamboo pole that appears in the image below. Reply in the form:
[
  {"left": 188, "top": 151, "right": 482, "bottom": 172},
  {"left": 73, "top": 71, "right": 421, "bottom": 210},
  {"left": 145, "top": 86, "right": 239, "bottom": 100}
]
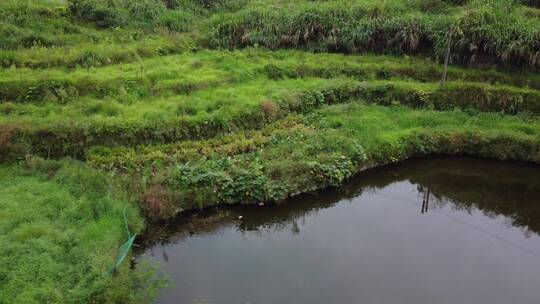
[{"left": 441, "top": 28, "right": 452, "bottom": 87}]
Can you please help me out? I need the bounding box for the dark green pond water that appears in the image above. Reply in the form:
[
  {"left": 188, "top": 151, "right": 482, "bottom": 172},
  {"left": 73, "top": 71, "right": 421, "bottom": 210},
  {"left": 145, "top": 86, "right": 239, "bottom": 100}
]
[{"left": 140, "top": 157, "right": 540, "bottom": 304}]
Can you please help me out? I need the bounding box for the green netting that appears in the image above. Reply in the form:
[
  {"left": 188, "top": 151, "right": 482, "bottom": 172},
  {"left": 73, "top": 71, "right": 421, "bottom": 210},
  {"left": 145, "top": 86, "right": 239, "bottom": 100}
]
[{"left": 109, "top": 207, "right": 136, "bottom": 274}]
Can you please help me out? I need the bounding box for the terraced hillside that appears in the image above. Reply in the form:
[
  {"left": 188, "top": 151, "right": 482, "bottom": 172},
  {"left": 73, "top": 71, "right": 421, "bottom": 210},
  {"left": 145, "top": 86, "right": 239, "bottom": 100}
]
[{"left": 1, "top": 0, "right": 539, "bottom": 303}]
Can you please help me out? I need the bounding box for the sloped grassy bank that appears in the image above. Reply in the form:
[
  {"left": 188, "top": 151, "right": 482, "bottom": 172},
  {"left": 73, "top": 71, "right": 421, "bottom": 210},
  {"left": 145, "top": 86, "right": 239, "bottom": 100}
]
[
  {"left": 89, "top": 103, "right": 540, "bottom": 220},
  {"left": 2, "top": 0, "right": 539, "bottom": 70},
  {"left": 0, "top": 0, "right": 199, "bottom": 68},
  {"left": 2, "top": 50, "right": 539, "bottom": 103},
  {"left": 2, "top": 49, "right": 540, "bottom": 160},
  {"left": 3, "top": 79, "right": 540, "bottom": 160},
  {"left": 0, "top": 160, "right": 165, "bottom": 304}
]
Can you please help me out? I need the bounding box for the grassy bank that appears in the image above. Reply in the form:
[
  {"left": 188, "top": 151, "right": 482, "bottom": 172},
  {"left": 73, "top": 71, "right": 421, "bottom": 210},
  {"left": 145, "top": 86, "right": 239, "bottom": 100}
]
[
  {"left": 205, "top": 0, "right": 540, "bottom": 67},
  {"left": 0, "top": 159, "right": 164, "bottom": 304},
  {"left": 2, "top": 1, "right": 539, "bottom": 69},
  {"left": 2, "top": 49, "right": 539, "bottom": 160},
  {"left": 88, "top": 103, "right": 540, "bottom": 219}
]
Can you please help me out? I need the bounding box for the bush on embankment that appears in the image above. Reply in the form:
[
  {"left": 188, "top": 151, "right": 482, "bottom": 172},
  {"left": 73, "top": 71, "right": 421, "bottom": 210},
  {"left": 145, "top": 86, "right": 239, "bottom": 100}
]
[
  {"left": 85, "top": 103, "right": 540, "bottom": 220},
  {"left": 159, "top": 127, "right": 540, "bottom": 218}
]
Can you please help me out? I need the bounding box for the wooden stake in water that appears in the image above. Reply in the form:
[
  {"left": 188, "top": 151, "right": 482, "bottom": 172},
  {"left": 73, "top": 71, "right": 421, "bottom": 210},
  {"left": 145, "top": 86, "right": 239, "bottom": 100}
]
[{"left": 421, "top": 188, "right": 431, "bottom": 214}]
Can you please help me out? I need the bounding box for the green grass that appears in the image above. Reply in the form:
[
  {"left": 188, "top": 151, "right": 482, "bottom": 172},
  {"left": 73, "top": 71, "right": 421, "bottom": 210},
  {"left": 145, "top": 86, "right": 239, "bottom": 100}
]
[
  {"left": 0, "top": 0, "right": 196, "bottom": 68},
  {"left": 4, "top": 76, "right": 539, "bottom": 159},
  {"left": 2, "top": 49, "right": 539, "bottom": 100},
  {"left": 0, "top": 159, "right": 163, "bottom": 304},
  {"left": 0, "top": 34, "right": 194, "bottom": 69},
  {"left": 2, "top": 49, "right": 539, "bottom": 160}
]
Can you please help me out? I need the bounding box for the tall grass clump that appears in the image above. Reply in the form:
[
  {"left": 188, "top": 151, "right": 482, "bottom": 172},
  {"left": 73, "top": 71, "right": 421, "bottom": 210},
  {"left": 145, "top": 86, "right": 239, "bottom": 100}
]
[
  {"left": 204, "top": 0, "right": 540, "bottom": 67},
  {"left": 67, "top": 0, "right": 244, "bottom": 31},
  {"left": 0, "top": 0, "right": 70, "bottom": 49},
  {"left": 448, "top": 0, "right": 540, "bottom": 66},
  {"left": 522, "top": 0, "right": 540, "bottom": 8}
]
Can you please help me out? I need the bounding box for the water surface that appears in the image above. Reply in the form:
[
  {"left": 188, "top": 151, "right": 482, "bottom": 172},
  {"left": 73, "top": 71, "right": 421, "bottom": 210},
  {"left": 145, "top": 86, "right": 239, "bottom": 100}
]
[{"left": 140, "top": 156, "right": 540, "bottom": 304}]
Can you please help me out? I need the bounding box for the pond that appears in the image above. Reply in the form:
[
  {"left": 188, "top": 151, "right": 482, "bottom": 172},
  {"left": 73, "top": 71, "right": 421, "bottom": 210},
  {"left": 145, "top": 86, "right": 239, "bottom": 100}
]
[{"left": 139, "top": 156, "right": 540, "bottom": 304}]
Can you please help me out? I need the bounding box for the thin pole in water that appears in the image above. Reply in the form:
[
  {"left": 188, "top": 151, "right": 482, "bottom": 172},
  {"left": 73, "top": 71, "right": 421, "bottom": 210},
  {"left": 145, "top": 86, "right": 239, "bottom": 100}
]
[
  {"left": 421, "top": 188, "right": 430, "bottom": 214},
  {"left": 441, "top": 28, "right": 452, "bottom": 87}
]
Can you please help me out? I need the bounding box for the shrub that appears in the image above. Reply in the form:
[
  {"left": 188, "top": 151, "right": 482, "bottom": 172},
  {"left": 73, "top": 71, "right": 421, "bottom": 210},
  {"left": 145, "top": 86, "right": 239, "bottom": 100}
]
[
  {"left": 140, "top": 185, "right": 177, "bottom": 220},
  {"left": 157, "top": 10, "right": 196, "bottom": 32},
  {"left": 68, "top": 0, "right": 127, "bottom": 28},
  {"left": 0, "top": 125, "right": 18, "bottom": 161},
  {"left": 450, "top": 0, "right": 540, "bottom": 66},
  {"left": 67, "top": 0, "right": 222, "bottom": 30},
  {"left": 260, "top": 100, "right": 281, "bottom": 120},
  {"left": 413, "top": 0, "right": 451, "bottom": 13},
  {"left": 124, "top": 0, "right": 167, "bottom": 27},
  {"left": 522, "top": 0, "right": 540, "bottom": 8},
  {"left": 74, "top": 50, "right": 106, "bottom": 67}
]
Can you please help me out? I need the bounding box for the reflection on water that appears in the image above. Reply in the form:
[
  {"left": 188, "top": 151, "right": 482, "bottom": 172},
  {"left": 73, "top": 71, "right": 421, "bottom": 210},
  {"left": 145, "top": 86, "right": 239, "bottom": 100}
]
[{"left": 139, "top": 156, "right": 540, "bottom": 304}]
